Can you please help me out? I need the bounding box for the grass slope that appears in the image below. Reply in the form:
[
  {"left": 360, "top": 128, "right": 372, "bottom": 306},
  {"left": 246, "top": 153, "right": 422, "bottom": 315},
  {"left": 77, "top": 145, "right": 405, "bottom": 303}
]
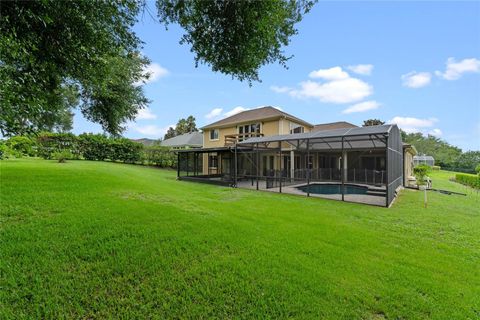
[{"left": 1, "top": 159, "right": 479, "bottom": 319}]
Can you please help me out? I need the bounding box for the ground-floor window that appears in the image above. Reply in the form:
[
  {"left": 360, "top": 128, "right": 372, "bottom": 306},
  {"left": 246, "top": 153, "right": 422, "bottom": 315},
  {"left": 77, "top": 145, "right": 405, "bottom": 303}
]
[
  {"left": 361, "top": 156, "right": 386, "bottom": 171},
  {"left": 319, "top": 155, "right": 338, "bottom": 169},
  {"left": 208, "top": 155, "right": 218, "bottom": 168}
]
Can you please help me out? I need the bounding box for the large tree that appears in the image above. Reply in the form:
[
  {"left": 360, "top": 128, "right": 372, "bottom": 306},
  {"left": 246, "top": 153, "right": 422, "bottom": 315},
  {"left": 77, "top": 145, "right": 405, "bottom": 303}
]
[
  {"left": 163, "top": 115, "right": 198, "bottom": 140},
  {"left": 157, "top": 0, "right": 315, "bottom": 83},
  {"left": 0, "top": 0, "right": 149, "bottom": 136},
  {"left": 1, "top": 0, "right": 314, "bottom": 136},
  {"left": 164, "top": 127, "right": 176, "bottom": 140}
]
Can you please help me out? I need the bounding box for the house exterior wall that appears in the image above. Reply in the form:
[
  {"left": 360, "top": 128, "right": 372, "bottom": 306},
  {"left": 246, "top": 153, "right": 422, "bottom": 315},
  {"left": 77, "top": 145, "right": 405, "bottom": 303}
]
[
  {"left": 404, "top": 149, "right": 415, "bottom": 186},
  {"left": 203, "top": 127, "right": 237, "bottom": 148},
  {"left": 201, "top": 118, "right": 314, "bottom": 175}
]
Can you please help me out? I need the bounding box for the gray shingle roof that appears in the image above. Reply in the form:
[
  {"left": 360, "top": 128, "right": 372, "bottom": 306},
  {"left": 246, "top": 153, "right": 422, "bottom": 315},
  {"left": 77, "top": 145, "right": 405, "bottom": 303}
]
[
  {"left": 237, "top": 124, "right": 397, "bottom": 150},
  {"left": 160, "top": 132, "right": 203, "bottom": 148},
  {"left": 312, "top": 121, "right": 357, "bottom": 131},
  {"left": 201, "top": 106, "right": 313, "bottom": 129}
]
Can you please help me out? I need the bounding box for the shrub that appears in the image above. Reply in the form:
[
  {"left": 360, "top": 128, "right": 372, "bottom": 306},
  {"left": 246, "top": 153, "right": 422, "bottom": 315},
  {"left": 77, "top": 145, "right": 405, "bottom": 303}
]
[
  {"left": 143, "top": 146, "right": 177, "bottom": 168},
  {"left": 0, "top": 141, "right": 13, "bottom": 159},
  {"left": 78, "top": 133, "right": 111, "bottom": 161},
  {"left": 110, "top": 138, "right": 143, "bottom": 163},
  {"left": 455, "top": 173, "right": 480, "bottom": 189},
  {"left": 413, "top": 164, "right": 430, "bottom": 185},
  {"left": 432, "top": 165, "right": 441, "bottom": 171},
  {"left": 5, "top": 131, "right": 177, "bottom": 168},
  {"left": 52, "top": 150, "right": 74, "bottom": 163},
  {"left": 37, "top": 133, "right": 79, "bottom": 159},
  {"left": 78, "top": 135, "right": 142, "bottom": 163},
  {"left": 5, "top": 136, "right": 36, "bottom": 157},
  {"left": 476, "top": 164, "right": 480, "bottom": 175}
]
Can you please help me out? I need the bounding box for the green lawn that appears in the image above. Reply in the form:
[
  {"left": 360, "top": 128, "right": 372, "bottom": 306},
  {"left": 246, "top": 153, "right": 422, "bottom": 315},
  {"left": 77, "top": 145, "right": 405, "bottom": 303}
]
[{"left": 1, "top": 159, "right": 479, "bottom": 319}]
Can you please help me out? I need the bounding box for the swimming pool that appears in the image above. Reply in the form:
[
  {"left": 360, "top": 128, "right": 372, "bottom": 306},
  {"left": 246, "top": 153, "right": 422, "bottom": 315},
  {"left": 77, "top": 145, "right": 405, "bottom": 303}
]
[{"left": 296, "top": 183, "right": 372, "bottom": 196}]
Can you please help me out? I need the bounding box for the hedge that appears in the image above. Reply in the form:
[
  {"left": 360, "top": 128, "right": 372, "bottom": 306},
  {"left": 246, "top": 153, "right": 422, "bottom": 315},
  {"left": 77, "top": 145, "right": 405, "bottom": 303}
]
[
  {"left": 5, "top": 136, "right": 36, "bottom": 157},
  {"left": 455, "top": 173, "right": 480, "bottom": 189},
  {"left": 78, "top": 133, "right": 111, "bottom": 161},
  {"left": 2, "top": 133, "right": 179, "bottom": 168},
  {"left": 37, "top": 132, "right": 80, "bottom": 159},
  {"left": 32, "top": 132, "right": 175, "bottom": 168},
  {"left": 143, "top": 146, "right": 177, "bottom": 168}
]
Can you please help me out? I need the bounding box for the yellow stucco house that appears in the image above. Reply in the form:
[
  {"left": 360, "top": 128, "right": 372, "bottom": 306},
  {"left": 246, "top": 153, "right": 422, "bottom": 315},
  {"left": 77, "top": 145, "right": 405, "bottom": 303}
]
[{"left": 177, "top": 106, "right": 416, "bottom": 207}]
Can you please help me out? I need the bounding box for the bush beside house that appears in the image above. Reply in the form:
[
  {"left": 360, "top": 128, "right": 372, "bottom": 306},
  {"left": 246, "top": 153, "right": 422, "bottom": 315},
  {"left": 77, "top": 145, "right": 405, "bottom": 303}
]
[{"left": 413, "top": 164, "right": 430, "bottom": 186}]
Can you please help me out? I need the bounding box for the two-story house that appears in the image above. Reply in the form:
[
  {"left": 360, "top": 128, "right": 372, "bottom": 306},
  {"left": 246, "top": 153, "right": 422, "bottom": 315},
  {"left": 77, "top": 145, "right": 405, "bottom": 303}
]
[
  {"left": 200, "top": 106, "right": 315, "bottom": 176},
  {"left": 177, "top": 106, "right": 416, "bottom": 207}
]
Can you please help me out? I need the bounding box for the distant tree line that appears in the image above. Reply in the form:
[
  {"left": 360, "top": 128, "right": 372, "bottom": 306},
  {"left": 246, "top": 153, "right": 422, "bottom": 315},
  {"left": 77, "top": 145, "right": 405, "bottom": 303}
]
[{"left": 363, "top": 118, "right": 479, "bottom": 173}]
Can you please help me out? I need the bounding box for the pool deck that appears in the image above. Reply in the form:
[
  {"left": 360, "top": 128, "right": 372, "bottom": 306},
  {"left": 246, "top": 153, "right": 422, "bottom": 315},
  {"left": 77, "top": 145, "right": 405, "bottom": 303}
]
[{"left": 236, "top": 180, "right": 387, "bottom": 206}]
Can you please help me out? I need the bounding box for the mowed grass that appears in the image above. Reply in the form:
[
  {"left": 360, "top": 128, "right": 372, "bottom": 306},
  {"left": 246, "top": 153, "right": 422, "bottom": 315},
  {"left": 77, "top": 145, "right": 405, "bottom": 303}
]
[{"left": 1, "top": 159, "right": 479, "bottom": 319}]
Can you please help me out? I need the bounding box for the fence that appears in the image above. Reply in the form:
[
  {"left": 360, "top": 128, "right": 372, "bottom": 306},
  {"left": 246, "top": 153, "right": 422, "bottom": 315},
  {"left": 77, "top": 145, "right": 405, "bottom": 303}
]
[{"left": 257, "top": 168, "right": 387, "bottom": 189}]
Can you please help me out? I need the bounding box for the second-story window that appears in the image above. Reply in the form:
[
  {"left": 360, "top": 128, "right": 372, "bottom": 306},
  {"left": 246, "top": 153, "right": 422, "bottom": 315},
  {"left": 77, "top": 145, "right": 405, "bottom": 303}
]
[
  {"left": 210, "top": 129, "right": 219, "bottom": 140},
  {"left": 290, "top": 123, "right": 304, "bottom": 134},
  {"left": 238, "top": 123, "right": 261, "bottom": 141}
]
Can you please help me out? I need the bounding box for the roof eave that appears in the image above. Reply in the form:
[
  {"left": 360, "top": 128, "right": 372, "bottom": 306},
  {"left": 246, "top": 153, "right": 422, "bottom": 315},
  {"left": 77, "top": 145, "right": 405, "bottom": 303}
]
[{"left": 201, "top": 115, "right": 313, "bottom": 130}]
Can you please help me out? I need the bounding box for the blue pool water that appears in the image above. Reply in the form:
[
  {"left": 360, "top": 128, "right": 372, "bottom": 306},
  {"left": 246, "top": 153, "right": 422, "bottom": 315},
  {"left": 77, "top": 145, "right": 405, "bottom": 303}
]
[{"left": 296, "top": 183, "right": 370, "bottom": 195}]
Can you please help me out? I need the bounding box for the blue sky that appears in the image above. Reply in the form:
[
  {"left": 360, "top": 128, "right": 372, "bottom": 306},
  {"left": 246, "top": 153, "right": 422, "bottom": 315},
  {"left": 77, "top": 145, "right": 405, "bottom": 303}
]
[{"left": 73, "top": 1, "right": 480, "bottom": 151}]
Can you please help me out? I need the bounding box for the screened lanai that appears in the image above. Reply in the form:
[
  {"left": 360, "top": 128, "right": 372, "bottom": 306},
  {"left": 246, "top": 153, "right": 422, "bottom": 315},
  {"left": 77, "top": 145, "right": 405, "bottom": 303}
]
[
  {"left": 177, "top": 124, "right": 404, "bottom": 207},
  {"left": 413, "top": 155, "right": 435, "bottom": 166}
]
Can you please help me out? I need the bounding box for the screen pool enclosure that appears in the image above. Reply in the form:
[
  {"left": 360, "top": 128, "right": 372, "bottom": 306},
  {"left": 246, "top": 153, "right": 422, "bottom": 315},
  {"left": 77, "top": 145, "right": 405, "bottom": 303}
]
[
  {"left": 413, "top": 155, "right": 435, "bottom": 166},
  {"left": 177, "top": 124, "right": 404, "bottom": 207}
]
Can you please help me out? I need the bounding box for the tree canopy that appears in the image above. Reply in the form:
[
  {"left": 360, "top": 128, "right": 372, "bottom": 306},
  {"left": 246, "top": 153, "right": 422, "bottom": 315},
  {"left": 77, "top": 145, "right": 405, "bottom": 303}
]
[
  {"left": 0, "top": 0, "right": 149, "bottom": 137},
  {"left": 402, "top": 132, "right": 463, "bottom": 168},
  {"left": 164, "top": 116, "right": 198, "bottom": 140},
  {"left": 452, "top": 151, "right": 480, "bottom": 173},
  {"left": 1, "top": 0, "right": 315, "bottom": 137},
  {"left": 157, "top": 0, "right": 315, "bottom": 83}
]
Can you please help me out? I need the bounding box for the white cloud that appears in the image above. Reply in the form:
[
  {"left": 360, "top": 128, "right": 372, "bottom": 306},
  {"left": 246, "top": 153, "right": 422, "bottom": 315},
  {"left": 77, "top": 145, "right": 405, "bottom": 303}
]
[
  {"left": 347, "top": 64, "right": 373, "bottom": 75},
  {"left": 289, "top": 78, "right": 373, "bottom": 104},
  {"left": 429, "top": 128, "right": 442, "bottom": 137},
  {"left": 224, "top": 106, "right": 248, "bottom": 117},
  {"left": 309, "top": 66, "right": 349, "bottom": 80},
  {"left": 435, "top": 57, "right": 480, "bottom": 80},
  {"left": 272, "top": 66, "right": 373, "bottom": 104},
  {"left": 131, "top": 124, "right": 174, "bottom": 137},
  {"left": 389, "top": 116, "right": 437, "bottom": 128},
  {"left": 270, "top": 85, "right": 292, "bottom": 93},
  {"left": 389, "top": 116, "right": 438, "bottom": 134},
  {"left": 401, "top": 71, "right": 432, "bottom": 88},
  {"left": 342, "top": 100, "right": 381, "bottom": 114},
  {"left": 136, "top": 108, "right": 157, "bottom": 120},
  {"left": 135, "top": 63, "right": 169, "bottom": 85},
  {"left": 205, "top": 108, "right": 223, "bottom": 119}
]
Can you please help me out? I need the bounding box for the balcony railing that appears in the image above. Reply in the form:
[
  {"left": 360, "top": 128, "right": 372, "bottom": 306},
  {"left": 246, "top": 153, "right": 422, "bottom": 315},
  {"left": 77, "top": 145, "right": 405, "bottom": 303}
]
[{"left": 225, "top": 133, "right": 264, "bottom": 145}]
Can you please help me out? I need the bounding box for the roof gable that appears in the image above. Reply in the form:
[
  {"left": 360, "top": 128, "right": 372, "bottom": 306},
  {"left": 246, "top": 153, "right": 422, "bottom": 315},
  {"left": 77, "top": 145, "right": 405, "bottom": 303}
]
[
  {"left": 313, "top": 121, "right": 357, "bottom": 132},
  {"left": 201, "top": 106, "right": 313, "bottom": 129},
  {"left": 160, "top": 132, "right": 203, "bottom": 147}
]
